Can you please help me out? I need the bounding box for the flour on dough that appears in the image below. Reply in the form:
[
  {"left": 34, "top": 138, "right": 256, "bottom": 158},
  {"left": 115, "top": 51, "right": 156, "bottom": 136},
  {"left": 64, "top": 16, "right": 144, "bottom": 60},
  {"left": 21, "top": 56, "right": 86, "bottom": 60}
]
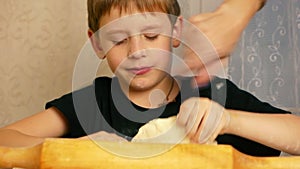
[{"left": 132, "top": 116, "right": 190, "bottom": 144}]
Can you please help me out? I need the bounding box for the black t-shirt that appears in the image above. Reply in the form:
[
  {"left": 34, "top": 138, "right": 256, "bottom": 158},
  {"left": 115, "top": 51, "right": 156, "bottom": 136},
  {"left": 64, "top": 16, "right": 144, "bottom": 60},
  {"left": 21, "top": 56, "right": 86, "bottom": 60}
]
[{"left": 46, "top": 76, "right": 290, "bottom": 157}]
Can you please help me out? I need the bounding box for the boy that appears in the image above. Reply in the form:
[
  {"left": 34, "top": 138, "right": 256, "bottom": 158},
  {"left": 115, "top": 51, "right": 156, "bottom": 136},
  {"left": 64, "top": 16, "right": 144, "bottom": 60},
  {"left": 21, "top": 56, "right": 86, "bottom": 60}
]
[{"left": 1, "top": 0, "right": 300, "bottom": 157}]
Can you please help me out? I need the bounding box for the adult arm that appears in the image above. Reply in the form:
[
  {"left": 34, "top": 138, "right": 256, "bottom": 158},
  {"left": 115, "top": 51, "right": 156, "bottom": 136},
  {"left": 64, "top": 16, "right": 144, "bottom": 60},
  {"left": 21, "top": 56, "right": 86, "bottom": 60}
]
[{"left": 184, "top": 0, "right": 267, "bottom": 85}]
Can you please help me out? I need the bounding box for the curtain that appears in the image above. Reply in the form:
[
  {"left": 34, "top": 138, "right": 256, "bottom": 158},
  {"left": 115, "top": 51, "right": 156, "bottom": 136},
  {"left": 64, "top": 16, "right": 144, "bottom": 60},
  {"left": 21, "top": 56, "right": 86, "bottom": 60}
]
[{"left": 228, "top": 0, "right": 300, "bottom": 115}]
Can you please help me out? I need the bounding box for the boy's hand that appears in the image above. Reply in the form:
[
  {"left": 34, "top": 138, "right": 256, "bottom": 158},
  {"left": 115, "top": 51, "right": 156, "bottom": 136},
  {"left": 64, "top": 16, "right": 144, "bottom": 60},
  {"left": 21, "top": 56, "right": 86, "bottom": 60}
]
[
  {"left": 78, "top": 131, "right": 128, "bottom": 142},
  {"left": 177, "top": 98, "right": 230, "bottom": 144}
]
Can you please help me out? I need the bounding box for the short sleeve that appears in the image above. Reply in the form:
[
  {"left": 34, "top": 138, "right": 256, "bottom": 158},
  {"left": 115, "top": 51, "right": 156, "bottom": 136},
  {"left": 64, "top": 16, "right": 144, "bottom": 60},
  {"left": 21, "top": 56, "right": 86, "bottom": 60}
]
[{"left": 46, "top": 90, "right": 87, "bottom": 138}]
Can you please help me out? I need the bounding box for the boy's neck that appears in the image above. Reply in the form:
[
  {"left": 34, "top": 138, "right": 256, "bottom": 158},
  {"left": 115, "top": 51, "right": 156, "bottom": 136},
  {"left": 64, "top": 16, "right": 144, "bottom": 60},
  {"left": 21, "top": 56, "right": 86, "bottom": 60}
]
[{"left": 121, "top": 76, "right": 179, "bottom": 108}]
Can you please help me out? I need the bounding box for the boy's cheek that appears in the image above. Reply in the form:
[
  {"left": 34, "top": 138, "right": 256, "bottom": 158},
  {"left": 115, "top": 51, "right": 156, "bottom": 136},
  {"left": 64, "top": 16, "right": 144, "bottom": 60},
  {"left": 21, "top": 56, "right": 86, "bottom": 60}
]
[{"left": 106, "top": 53, "right": 126, "bottom": 69}]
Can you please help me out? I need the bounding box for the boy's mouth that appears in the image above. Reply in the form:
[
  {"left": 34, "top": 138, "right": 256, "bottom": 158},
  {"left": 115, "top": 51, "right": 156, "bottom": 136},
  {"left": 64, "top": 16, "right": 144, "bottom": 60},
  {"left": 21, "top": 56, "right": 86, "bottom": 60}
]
[{"left": 128, "top": 67, "right": 152, "bottom": 75}]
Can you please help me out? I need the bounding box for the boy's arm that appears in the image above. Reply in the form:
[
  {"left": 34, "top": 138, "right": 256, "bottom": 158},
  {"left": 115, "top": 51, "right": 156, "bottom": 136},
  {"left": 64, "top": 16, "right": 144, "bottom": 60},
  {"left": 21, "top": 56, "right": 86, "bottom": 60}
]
[
  {"left": 79, "top": 131, "right": 128, "bottom": 142},
  {"left": 224, "top": 110, "right": 300, "bottom": 155},
  {"left": 0, "top": 107, "right": 68, "bottom": 147},
  {"left": 177, "top": 97, "right": 300, "bottom": 155}
]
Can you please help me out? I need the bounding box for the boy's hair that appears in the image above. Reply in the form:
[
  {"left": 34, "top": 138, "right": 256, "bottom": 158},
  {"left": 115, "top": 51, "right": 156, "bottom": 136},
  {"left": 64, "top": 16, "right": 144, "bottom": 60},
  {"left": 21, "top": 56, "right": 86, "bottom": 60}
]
[{"left": 88, "top": 0, "right": 181, "bottom": 32}]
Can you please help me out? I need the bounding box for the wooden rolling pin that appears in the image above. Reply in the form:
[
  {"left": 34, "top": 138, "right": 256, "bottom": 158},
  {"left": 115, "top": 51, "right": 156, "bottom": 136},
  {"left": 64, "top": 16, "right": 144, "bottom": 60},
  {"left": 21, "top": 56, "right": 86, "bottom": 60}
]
[{"left": 1, "top": 138, "right": 300, "bottom": 169}]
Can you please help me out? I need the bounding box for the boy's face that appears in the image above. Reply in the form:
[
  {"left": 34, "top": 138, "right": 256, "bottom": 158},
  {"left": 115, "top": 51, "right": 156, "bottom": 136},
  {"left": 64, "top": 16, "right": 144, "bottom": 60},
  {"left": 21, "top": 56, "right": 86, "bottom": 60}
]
[{"left": 95, "top": 7, "right": 181, "bottom": 90}]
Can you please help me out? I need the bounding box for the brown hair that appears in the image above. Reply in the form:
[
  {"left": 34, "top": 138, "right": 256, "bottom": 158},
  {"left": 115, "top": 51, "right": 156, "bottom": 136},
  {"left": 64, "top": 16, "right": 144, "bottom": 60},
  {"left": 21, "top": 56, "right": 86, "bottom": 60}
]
[{"left": 88, "top": 0, "right": 181, "bottom": 32}]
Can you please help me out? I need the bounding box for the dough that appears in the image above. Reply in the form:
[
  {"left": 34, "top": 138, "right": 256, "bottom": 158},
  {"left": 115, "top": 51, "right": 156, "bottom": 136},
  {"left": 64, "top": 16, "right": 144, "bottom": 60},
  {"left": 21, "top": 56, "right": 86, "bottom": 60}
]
[{"left": 132, "top": 116, "right": 191, "bottom": 144}]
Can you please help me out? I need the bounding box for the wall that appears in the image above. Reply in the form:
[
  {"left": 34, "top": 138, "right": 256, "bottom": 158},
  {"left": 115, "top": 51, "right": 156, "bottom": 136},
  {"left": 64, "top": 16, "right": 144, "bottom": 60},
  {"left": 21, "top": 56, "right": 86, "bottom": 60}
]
[{"left": 0, "top": 0, "right": 88, "bottom": 127}]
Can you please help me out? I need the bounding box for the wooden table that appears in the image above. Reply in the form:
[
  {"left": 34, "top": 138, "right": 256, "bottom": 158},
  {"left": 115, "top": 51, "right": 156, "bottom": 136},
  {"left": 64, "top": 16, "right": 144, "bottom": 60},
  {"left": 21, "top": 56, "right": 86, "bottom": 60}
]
[{"left": 1, "top": 138, "right": 300, "bottom": 169}]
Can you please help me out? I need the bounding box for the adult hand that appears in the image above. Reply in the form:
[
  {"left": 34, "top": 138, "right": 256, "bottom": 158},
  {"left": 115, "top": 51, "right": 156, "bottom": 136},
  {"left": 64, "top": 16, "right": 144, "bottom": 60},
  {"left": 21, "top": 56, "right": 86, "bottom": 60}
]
[
  {"left": 79, "top": 131, "right": 128, "bottom": 142},
  {"left": 177, "top": 97, "right": 230, "bottom": 144},
  {"left": 183, "top": 0, "right": 266, "bottom": 86}
]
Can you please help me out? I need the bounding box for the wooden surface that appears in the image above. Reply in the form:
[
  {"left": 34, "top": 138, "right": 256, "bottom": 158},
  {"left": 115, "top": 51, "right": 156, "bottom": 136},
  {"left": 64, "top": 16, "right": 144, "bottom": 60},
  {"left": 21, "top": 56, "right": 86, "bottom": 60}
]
[{"left": 1, "top": 138, "right": 300, "bottom": 169}]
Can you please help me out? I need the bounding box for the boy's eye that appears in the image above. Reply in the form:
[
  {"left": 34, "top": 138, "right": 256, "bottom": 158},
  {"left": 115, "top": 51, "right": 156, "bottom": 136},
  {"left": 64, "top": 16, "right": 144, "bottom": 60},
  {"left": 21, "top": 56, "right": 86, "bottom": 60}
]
[
  {"left": 113, "top": 38, "right": 128, "bottom": 45},
  {"left": 144, "top": 33, "right": 159, "bottom": 40}
]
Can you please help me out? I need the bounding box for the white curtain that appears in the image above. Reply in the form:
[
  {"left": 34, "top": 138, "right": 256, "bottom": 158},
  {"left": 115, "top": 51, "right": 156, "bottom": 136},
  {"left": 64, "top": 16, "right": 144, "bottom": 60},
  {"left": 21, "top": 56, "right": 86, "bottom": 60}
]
[{"left": 228, "top": 0, "right": 300, "bottom": 115}]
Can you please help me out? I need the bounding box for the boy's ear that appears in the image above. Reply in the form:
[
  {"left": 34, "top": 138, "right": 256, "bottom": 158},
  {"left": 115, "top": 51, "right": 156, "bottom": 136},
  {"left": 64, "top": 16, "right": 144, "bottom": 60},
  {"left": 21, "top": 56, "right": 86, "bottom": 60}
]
[
  {"left": 172, "top": 16, "right": 183, "bottom": 48},
  {"left": 88, "top": 29, "right": 106, "bottom": 59}
]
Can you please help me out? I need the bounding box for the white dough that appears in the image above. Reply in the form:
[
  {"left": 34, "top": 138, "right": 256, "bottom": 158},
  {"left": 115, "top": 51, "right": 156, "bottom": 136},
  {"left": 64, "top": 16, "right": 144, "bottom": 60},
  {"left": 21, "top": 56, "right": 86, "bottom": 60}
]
[{"left": 132, "top": 116, "right": 191, "bottom": 144}]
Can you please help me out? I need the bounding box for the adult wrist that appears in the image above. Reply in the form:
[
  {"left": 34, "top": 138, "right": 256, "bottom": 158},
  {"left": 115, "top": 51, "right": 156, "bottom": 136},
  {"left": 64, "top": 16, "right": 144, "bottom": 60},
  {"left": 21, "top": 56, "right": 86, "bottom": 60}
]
[
  {"left": 216, "top": 0, "right": 262, "bottom": 32},
  {"left": 220, "top": 0, "right": 264, "bottom": 18}
]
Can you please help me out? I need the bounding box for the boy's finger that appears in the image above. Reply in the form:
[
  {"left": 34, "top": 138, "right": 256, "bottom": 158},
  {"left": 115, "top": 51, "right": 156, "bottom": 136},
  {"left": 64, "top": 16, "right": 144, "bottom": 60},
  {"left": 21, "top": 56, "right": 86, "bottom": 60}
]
[
  {"left": 186, "top": 99, "right": 203, "bottom": 136},
  {"left": 198, "top": 101, "right": 224, "bottom": 143},
  {"left": 193, "top": 108, "right": 210, "bottom": 143},
  {"left": 177, "top": 98, "right": 198, "bottom": 126}
]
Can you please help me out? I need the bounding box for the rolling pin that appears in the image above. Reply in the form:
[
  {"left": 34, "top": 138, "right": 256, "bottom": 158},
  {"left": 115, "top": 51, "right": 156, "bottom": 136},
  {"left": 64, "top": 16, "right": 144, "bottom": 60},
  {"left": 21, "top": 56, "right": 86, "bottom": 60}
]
[{"left": 1, "top": 138, "right": 300, "bottom": 169}]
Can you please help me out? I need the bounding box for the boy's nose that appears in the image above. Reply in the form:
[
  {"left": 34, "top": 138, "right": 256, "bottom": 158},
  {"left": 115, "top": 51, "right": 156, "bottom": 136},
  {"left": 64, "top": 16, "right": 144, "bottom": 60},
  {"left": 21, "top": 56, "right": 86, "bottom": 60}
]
[{"left": 128, "top": 35, "right": 145, "bottom": 59}]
